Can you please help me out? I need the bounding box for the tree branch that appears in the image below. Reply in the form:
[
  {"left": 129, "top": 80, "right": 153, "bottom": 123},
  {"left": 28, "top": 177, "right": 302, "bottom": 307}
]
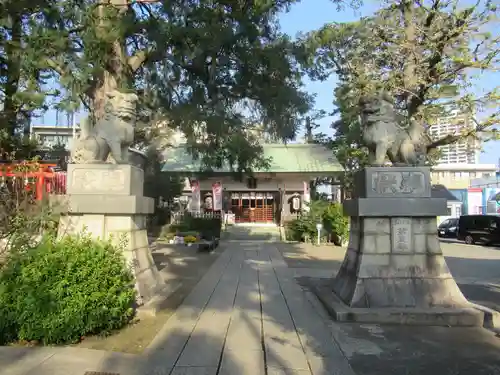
[
  {"left": 45, "top": 58, "right": 65, "bottom": 76},
  {"left": 45, "top": 59, "right": 94, "bottom": 111},
  {"left": 128, "top": 49, "right": 149, "bottom": 72},
  {"left": 407, "top": 11, "right": 472, "bottom": 117},
  {"left": 128, "top": 46, "right": 169, "bottom": 73},
  {"left": 126, "top": 1, "right": 163, "bottom": 72}
]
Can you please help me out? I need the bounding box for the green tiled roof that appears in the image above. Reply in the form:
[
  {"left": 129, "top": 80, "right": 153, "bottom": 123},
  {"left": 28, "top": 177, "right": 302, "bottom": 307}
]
[{"left": 161, "top": 143, "right": 343, "bottom": 174}]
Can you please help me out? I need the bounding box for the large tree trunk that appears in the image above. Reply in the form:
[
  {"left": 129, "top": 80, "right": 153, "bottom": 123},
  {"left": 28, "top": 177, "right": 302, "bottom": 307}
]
[
  {"left": 90, "top": 72, "right": 119, "bottom": 122},
  {"left": 1, "top": 13, "right": 22, "bottom": 148},
  {"left": 402, "top": 1, "right": 416, "bottom": 88},
  {"left": 401, "top": 0, "right": 418, "bottom": 121},
  {"left": 89, "top": 0, "right": 131, "bottom": 122}
]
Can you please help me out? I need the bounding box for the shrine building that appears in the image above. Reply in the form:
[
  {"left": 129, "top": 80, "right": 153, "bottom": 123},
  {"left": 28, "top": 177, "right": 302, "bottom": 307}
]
[{"left": 161, "top": 143, "right": 343, "bottom": 225}]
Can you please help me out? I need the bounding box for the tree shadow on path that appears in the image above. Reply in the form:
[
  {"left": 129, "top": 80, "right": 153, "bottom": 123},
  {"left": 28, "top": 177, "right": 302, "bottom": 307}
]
[
  {"left": 4, "top": 226, "right": 500, "bottom": 375},
  {"left": 98, "top": 225, "right": 355, "bottom": 375},
  {"left": 278, "top": 240, "right": 500, "bottom": 375}
]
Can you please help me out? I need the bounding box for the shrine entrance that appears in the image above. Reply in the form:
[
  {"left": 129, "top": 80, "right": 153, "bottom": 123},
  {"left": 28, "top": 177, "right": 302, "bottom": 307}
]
[{"left": 230, "top": 192, "right": 276, "bottom": 223}]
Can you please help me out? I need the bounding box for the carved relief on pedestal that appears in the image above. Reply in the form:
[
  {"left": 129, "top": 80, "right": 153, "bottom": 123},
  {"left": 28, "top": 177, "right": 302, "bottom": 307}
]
[
  {"left": 391, "top": 218, "right": 412, "bottom": 253},
  {"left": 71, "top": 168, "right": 126, "bottom": 193},
  {"left": 371, "top": 170, "right": 426, "bottom": 196}
]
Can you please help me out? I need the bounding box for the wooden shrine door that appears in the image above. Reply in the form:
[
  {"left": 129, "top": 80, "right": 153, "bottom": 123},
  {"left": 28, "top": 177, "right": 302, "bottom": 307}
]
[{"left": 230, "top": 192, "right": 275, "bottom": 223}]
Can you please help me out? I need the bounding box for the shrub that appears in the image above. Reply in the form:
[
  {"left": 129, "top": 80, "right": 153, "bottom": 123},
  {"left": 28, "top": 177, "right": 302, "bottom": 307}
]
[
  {"left": 181, "top": 231, "right": 200, "bottom": 238},
  {"left": 180, "top": 214, "right": 222, "bottom": 239},
  {"left": 0, "top": 234, "right": 136, "bottom": 345},
  {"left": 286, "top": 214, "right": 316, "bottom": 242},
  {"left": 162, "top": 222, "right": 188, "bottom": 234},
  {"left": 161, "top": 213, "right": 221, "bottom": 242},
  {"left": 0, "top": 184, "right": 59, "bottom": 257},
  {"left": 285, "top": 220, "right": 305, "bottom": 242},
  {"left": 285, "top": 200, "right": 348, "bottom": 245},
  {"left": 160, "top": 224, "right": 200, "bottom": 242},
  {"left": 322, "top": 203, "right": 349, "bottom": 245}
]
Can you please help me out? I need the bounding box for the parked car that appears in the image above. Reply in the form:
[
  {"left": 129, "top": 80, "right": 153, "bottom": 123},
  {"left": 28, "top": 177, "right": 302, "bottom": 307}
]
[
  {"left": 457, "top": 215, "right": 500, "bottom": 245},
  {"left": 438, "top": 218, "right": 458, "bottom": 238}
]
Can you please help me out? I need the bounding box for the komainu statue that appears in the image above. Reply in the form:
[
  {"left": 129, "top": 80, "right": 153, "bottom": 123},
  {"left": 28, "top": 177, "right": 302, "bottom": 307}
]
[
  {"left": 71, "top": 90, "right": 139, "bottom": 164},
  {"left": 359, "top": 91, "right": 428, "bottom": 166}
]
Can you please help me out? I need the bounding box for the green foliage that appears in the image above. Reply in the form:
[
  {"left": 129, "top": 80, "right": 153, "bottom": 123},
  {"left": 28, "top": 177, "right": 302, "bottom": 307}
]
[
  {"left": 0, "top": 161, "right": 59, "bottom": 256},
  {"left": 0, "top": 0, "right": 63, "bottom": 148},
  {"left": 322, "top": 202, "right": 349, "bottom": 245},
  {"left": 162, "top": 213, "right": 222, "bottom": 240},
  {"left": 0, "top": 130, "right": 40, "bottom": 161},
  {"left": 301, "top": 0, "right": 499, "bottom": 173},
  {"left": 32, "top": 0, "right": 314, "bottom": 172},
  {"left": 0, "top": 234, "right": 136, "bottom": 345},
  {"left": 183, "top": 214, "right": 222, "bottom": 239},
  {"left": 162, "top": 222, "right": 190, "bottom": 235},
  {"left": 160, "top": 224, "right": 199, "bottom": 240},
  {"left": 286, "top": 200, "right": 348, "bottom": 245},
  {"left": 140, "top": 145, "right": 184, "bottom": 227},
  {"left": 286, "top": 214, "right": 321, "bottom": 243}
]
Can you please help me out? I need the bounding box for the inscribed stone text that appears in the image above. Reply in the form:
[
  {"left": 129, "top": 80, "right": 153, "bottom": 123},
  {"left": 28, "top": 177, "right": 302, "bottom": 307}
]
[
  {"left": 371, "top": 171, "right": 425, "bottom": 195},
  {"left": 392, "top": 218, "right": 412, "bottom": 252},
  {"left": 71, "top": 169, "right": 125, "bottom": 192}
]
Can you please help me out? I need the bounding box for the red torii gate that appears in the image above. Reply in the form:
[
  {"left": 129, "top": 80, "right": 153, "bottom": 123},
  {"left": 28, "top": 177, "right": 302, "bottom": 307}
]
[{"left": 0, "top": 163, "right": 66, "bottom": 201}]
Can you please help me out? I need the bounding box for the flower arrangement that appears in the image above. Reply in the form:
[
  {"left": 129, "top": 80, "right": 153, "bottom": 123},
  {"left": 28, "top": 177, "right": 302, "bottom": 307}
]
[{"left": 183, "top": 235, "right": 197, "bottom": 244}]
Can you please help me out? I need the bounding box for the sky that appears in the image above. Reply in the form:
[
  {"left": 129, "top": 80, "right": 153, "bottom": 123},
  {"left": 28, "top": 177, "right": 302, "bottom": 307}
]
[
  {"left": 278, "top": 0, "right": 500, "bottom": 165},
  {"left": 40, "top": 0, "right": 499, "bottom": 164}
]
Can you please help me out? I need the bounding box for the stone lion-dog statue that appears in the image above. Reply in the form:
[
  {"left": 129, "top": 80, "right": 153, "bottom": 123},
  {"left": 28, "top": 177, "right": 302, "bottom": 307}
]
[
  {"left": 71, "top": 90, "right": 138, "bottom": 164},
  {"left": 359, "top": 91, "right": 428, "bottom": 166}
]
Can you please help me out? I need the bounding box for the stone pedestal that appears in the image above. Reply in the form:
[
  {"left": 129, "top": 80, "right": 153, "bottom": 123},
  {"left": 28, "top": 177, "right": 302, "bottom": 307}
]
[
  {"left": 58, "top": 164, "right": 166, "bottom": 307},
  {"left": 314, "top": 167, "right": 482, "bottom": 326}
]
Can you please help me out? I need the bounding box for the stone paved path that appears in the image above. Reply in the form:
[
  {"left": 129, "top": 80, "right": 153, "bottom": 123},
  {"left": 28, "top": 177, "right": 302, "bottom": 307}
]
[
  {"left": 2, "top": 233, "right": 354, "bottom": 375},
  {"left": 142, "top": 236, "right": 354, "bottom": 375},
  {"left": 3, "top": 232, "right": 500, "bottom": 375}
]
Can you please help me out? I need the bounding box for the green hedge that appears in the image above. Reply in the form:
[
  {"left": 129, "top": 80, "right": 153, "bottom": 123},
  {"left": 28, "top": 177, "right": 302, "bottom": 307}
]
[
  {"left": 187, "top": 216, "right": 221, "bottom": 239},
  {"left": 0, "top": 234, "right": 136, "bottom": 345},
  {"left": 164, "top": 213, "right": 222, "bottom": 240}
]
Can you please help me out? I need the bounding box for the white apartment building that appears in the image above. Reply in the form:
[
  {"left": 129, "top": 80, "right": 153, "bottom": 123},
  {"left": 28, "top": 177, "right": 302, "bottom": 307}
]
[
  {"left": 30, "top": 123, "right": 150, "bottom": 167},
  {"left": 431, "top": 163, "right": 496, "bottom": 189},
  {"left": 429, "top": 109, "right": 479, "bottom": 164},
  {"left": 30, "top": 124, "right": 80, "bottom": 150}
]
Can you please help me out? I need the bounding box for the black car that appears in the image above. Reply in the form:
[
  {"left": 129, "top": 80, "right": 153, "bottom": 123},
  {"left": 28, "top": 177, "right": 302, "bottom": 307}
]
[
  {"left": 438, "top": 218, "right": 458, "bottom": 238},
  {"left": 457, "top": 215, "right": 500, "bottom": 245}
]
